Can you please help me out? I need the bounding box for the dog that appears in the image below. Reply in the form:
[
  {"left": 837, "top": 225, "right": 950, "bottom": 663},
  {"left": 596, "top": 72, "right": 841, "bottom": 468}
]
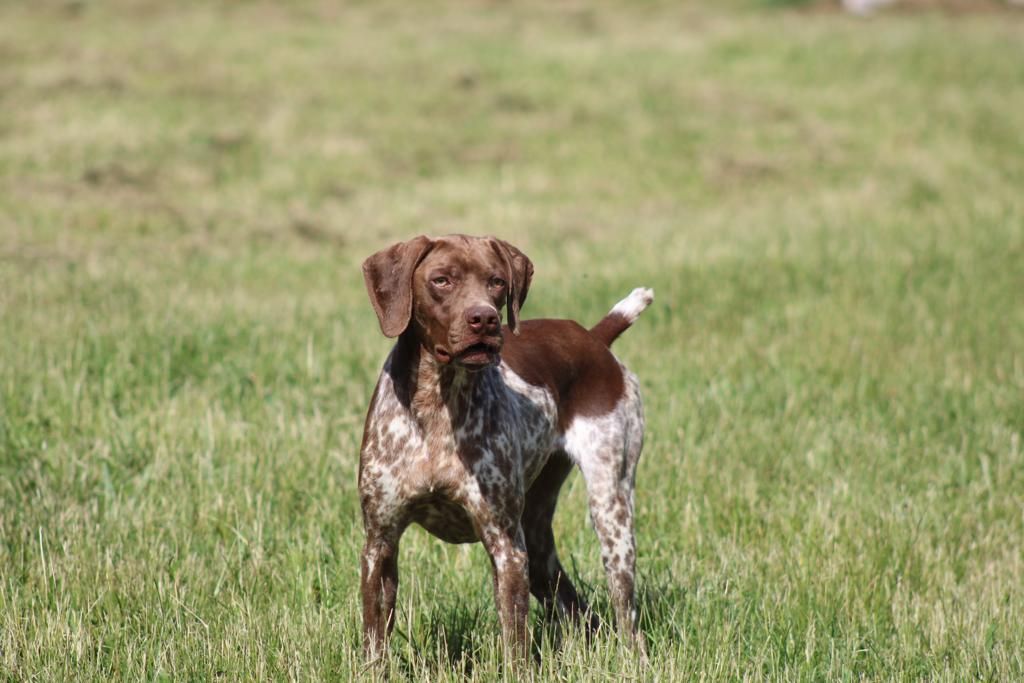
[{"left": 358, "top": 234, "right": 652, "bottom": 658}]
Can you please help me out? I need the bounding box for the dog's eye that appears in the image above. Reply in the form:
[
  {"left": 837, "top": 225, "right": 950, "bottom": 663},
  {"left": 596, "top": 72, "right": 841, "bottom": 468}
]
[
  {"left": 489, "top": 277, "right": 506, "bottom": 289},
  {"left": 432, "top": 276, "right": 452, "bottom": 287}
]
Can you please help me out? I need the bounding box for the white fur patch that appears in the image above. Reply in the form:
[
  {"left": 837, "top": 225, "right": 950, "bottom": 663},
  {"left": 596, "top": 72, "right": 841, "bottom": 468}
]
[
  {"left": 562, "top": 366, "right": 644, "bottom": 580},
  {"left": 562, "top": 366, "right": 644, "bottom": 478},
  {"left": 609, "top": 287, "right": 654, "bottom": 324}
]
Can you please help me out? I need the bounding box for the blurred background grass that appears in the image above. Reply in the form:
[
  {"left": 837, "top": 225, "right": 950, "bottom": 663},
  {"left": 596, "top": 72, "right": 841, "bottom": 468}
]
[{"left": 1, "top": 1, "right": 1022, "bottom": 680}]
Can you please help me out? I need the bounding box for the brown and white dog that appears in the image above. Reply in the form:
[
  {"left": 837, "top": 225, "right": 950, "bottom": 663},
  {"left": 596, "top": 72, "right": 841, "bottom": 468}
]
[{"left": 358, "top": 234, "right": 652, "bottom": 659}]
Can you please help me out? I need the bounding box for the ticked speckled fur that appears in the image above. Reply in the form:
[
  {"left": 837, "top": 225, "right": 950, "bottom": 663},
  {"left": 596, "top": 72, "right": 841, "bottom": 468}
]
[{"left": 358, "top": 236, "right": 652, "bottom": 661}]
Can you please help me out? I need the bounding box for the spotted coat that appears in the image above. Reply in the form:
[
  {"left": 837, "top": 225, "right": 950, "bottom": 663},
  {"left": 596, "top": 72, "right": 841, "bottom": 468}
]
[{"left": 358, "top": 234, "right": 652, "bottom": 660}]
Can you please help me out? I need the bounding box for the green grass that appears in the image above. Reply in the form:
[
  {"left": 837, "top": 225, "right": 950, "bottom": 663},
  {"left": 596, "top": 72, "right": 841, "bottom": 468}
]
[{"left": 2, "top": 1, "right": 1023, "bottom": 679}]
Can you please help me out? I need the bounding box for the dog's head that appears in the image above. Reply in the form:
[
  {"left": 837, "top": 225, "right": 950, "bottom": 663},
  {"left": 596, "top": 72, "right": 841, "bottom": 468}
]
[{"left": 362, "top": 235, "right": 533, "bottom": 369}]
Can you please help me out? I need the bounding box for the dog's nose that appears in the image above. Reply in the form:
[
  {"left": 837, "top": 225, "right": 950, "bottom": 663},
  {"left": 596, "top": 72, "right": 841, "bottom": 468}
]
[{"left": 465, "top": 305, "right": 499, "bottom": 334}]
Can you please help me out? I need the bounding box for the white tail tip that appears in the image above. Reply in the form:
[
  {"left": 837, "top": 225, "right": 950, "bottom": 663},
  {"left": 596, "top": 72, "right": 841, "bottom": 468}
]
[{"left": 609, "top": 287, "right": 654, "bottom": 324}]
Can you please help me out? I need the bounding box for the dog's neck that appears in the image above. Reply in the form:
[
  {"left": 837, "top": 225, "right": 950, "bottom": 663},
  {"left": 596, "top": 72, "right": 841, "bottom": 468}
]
[{"left": 388, "top": 331, "right": 493, "bottom": 430}]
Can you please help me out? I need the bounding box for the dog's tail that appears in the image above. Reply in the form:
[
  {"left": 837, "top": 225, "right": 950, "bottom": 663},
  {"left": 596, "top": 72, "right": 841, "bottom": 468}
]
[{"left": 589, "top": 287, "right": 654, "bottom": 347}]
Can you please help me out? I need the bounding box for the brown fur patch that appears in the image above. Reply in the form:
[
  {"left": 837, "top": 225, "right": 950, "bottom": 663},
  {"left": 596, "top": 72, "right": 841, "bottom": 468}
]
[{"left": 500, "top": 319, "right": 627, "bottom": 431}]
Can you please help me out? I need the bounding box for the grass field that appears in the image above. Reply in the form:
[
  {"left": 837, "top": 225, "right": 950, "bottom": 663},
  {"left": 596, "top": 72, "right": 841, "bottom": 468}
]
[{"left": 2, "top": 1, "right": 1023, "bottom": 679}]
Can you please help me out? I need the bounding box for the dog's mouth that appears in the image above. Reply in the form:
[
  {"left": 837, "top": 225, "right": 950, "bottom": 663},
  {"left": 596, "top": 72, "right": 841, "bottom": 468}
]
[{"left": 435, "top": 338, "right": 502, "bottom": 368}]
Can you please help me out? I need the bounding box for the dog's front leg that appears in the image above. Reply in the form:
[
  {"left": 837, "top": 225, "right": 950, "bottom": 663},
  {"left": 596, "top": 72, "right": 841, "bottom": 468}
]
[
  {"left": 360, "top": 531, "right": 401, "bottom": 660},
  {"left": 478, "top": 522, "right": 530, "bottom": 659}
]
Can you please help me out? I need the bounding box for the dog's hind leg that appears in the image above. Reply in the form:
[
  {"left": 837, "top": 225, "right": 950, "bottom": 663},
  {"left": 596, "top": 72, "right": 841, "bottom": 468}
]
[{"left": 564, "top": 381, "right": 646, "bottom": 653}]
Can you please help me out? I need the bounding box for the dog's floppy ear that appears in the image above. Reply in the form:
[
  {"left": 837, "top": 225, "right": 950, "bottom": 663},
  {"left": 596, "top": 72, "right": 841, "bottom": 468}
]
[
  {"left": 362, "top": 236, "right": 434, "bottom": 338},
  {"left": 489, "top": 238, "right": 534, "bottom": 335}
]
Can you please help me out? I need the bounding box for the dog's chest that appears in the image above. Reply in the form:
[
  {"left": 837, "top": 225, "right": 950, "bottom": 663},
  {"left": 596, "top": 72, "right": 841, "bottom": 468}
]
[{"left": 361, "top": 363, "right": 558, "bottom": 518}]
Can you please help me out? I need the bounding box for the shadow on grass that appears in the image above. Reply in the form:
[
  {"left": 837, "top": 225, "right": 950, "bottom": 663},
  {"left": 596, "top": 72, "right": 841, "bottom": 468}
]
[
  {"left": 389, "top": 600, "right": 491, "bottom": 678},
  {"left": 383, "top": 562, "right": 689, "bottom": 676},
  {"left": 393, "top": 601, "right": 562, "bottom": 676}
]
